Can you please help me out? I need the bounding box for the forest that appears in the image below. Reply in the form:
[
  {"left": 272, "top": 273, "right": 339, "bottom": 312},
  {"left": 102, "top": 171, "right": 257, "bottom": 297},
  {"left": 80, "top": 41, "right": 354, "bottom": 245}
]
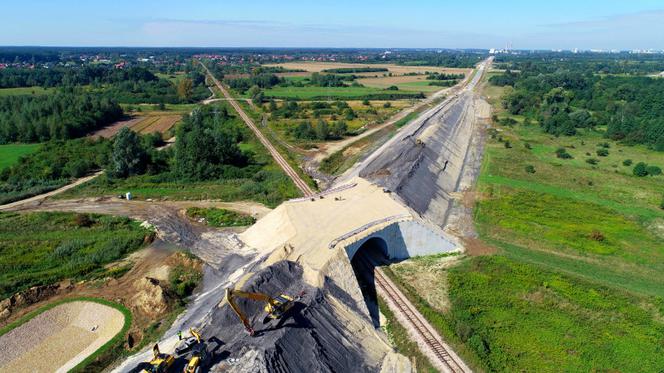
[
  {"left": 0, "top": 91, "right": 123, "bottom": 143},
  {"left": 491, "top": 59, "right": 664, "bottom": 150}
]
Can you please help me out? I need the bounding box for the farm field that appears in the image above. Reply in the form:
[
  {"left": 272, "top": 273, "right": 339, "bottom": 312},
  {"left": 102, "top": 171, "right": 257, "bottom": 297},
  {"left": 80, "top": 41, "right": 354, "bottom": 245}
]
[
  {"left": 0, "top": 143, "right": 41, "bottom": 171},
  {"left": 263, "top": 85, "right": 422, "bottom": 100},
  {"left": 0, "top": 86, "right": 51, "bottom": 96},
  {"left": 265, "top": 62, "right": 469, "bottom": 75},
  {"left": 89, "top": 113, "right": 182, "bottom": 139},
  {"left": 358, "top": 75, "right": 443, "bottom": 93}
]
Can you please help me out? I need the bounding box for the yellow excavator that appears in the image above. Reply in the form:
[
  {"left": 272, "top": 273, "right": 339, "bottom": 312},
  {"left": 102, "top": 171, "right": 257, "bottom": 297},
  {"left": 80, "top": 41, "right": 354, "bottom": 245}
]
[
  {"left": 183, "top": 328, "right": 209, "bottom": 373},
  {"left": 224, "top": 288, "right": 298, "bottom": 336},
  {"left": 141, "top": 343, "right": 175, "bottom": 373}
]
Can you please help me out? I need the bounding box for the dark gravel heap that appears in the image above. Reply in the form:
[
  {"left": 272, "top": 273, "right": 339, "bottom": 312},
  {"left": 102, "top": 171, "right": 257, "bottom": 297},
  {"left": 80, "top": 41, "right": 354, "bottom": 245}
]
[{"left": 202, "top": 260, "right": 380, "bottom": 372}]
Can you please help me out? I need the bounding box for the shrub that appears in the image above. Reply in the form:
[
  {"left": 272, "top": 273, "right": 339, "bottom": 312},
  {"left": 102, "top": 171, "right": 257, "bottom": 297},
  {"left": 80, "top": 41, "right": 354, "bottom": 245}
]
[
  {"left": 623, "top": 159, "right": 633, "bottom": 166},
  {"left": 525, "top": 165, "right": 536, "bottom": 174},
  {"left": 169, "top": 264, "right": 202, "bottom": 298},
  {"left": 504, "top": 141, "right": 512, "bottom": 149},
  {"left": 555, "top": 148, "right": 573, "bottom": 159},
  {"left": 586, "top": 158, "right": 599, "bottom": 165},
  {"left": 660, "top": 195, "right": 664, "bottom": 210},
  {"left": 633, "top": 162, "right": 648, "bottom": 177},
  {"left": 596, "top": 148, "right": 609, "bottom": 157},
  {"left": 524, "top": 142, "right": 532, "bottom": 149},
  {"left": 646, "top": 165, "right": 662, "bottom": 176},
  {"left": 383, "top": 102, "right": 392, "bottom": 108},
  {"left": 589, "top": 230, "right": 605, "bottom": 242},
  {"left": 599, "top": 142, "right": 610, "bottom": 148}
]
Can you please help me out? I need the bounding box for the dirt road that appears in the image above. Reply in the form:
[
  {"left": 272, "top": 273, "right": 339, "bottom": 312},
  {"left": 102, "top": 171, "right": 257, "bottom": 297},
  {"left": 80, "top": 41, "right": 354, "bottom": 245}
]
[
  {"left": 0, "top": 171, "right": 104, "bottom": 211},
  {"left": 199, "top": 61, "right": 315, "bottom": 197}
]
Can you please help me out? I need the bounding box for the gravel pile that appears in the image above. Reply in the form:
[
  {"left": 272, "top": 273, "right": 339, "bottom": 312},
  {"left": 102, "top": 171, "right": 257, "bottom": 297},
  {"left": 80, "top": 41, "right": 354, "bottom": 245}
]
[{"left": 0, "top": 301, "right": 124, "bottom": 372}]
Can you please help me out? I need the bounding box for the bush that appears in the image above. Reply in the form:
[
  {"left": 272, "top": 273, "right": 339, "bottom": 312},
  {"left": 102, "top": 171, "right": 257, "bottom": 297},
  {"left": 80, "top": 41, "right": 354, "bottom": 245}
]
[
  {"left": 645, "top": 165, "right": 662, "bottom": 176},
  {"left": 586, "top": 158, "right": 599, "bottom": 165},
  {"left": 504, "top": 141, "right": 512, "bottom": 149},
  {"left": 383, "top": 102, "right": 392, "bottom": 108},
  {"left": 623, "top": 159, "right": 633, "bottom": 166},
  {"left": 633, "top": 162, "right": 648, "bottom": 177},
  {"left": 596, "top": 148, "right": 609, "bottom": 157},
  {"left": 524, "top": 142, "right": 532, "bottom": 150},
  {"left": 169, "top": 264, "right": 202, "bottom": 298},
  {"left": 660, "top": 195, "right": 664, "bottom": 210},
  {"left": 525, "top": 165, "right": 536, "bottom": 174},
  {"left": 555, "top": 147, "right": 573, "bottom": 159}
]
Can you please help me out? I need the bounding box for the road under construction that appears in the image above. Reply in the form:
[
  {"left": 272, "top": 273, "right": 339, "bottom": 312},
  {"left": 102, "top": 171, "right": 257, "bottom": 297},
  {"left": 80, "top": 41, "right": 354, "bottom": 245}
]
[
  {"left": 2, "top": 57, "right": 491, "bottom": 372},
  {"left": 115, "top": 57, "right": 491, "bottom": 373}
]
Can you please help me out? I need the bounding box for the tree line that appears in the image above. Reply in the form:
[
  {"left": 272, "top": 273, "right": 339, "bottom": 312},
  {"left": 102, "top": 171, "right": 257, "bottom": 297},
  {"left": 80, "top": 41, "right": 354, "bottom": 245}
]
[
  {"left": 491, "top": 62, "right": 664, "bottom": 150},
  {"left": 0, "top": 91, "right": 123, "bottom": 143}
]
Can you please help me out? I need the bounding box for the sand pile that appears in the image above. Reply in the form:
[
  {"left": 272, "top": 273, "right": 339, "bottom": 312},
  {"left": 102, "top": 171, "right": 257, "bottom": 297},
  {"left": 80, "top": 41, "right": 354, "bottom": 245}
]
[{"left": 0, "top": 301, "right": 125, "bottom": 372}]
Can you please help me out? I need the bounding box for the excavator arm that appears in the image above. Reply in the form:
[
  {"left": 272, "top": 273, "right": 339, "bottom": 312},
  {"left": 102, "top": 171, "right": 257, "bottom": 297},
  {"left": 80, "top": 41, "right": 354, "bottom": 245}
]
[
  {"left": 225, "top": 288, "right": 273, "bottom": 335},
  {"left": 224, "top": 288, "right": 297, "bottom": 336}
]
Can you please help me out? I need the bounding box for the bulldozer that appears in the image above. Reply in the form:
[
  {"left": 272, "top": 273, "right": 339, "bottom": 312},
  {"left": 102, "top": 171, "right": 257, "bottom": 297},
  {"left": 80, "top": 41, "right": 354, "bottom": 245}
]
[
  {"left": 140, "top": 343, "right": 175, "bottom": 373},
  {"left": 224, "top": 288, "right": 298, "bottom": 336},
  {"left": 182, "top": 328, "right": 211, "bottom": 373}
]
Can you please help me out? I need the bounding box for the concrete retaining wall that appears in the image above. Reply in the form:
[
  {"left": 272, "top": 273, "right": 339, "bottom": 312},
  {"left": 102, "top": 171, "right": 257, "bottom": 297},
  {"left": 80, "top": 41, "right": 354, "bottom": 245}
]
[{"left": 344, "top": 220, "right": 457, "bottom": 261}]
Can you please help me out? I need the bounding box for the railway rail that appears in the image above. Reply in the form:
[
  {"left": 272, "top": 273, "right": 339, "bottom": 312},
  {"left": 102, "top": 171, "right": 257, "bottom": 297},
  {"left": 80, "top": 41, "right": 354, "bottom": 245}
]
[
  {"left": 198, "top": 61, "right": 315, "bottom": 197},
  {"left": 375, "top": 268, "right": 470, "bottom": 373}
]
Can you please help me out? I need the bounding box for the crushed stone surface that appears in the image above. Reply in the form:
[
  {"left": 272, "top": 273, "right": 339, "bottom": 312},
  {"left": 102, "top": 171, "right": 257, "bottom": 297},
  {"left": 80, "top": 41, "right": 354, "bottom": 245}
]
[{"left": 0, "top": 301, "right": 125, "bottom": 372}]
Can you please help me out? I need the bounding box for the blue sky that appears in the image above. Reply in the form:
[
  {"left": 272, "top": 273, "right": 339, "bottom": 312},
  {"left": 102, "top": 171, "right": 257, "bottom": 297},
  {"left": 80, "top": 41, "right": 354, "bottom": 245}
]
[{"left": 3, "top": 0, "right": 664, "bottom": 49}]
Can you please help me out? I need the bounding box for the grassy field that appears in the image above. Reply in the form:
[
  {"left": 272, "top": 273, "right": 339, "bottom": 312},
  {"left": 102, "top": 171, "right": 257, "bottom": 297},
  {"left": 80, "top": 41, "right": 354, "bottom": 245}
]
[
  {"left": 263, "top": 86, "right": 422, "bottom": 100},
  {"left": 383, "top": 73, "right": 664, "bottom": 372},
  {"left": 0, "top": 86, "right": 51, "bottom": 96},
  {"left": 0, "top": 212, "right": 151, "bottom": 299},
  {"left": 0, "top": 143, "right": 41, "bottom": 171},
  {"left": 185, "top": 207, "right": 255, "bottom": 227},
  {"left": 59, "top": 169, "right": 296, "bottom": 208},
  {"left": 357, "top": 76, "right": 442, "bottom": 93}
]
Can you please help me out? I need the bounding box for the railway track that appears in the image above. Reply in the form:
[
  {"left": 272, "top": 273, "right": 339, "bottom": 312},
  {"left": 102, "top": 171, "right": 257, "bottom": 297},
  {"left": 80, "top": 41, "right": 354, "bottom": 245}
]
[
  {"left": 199, "top": 61, "right": 315, "bottom": 197},
  {"left": 374, "top": 268, "right": 470, "bottom": 373}
]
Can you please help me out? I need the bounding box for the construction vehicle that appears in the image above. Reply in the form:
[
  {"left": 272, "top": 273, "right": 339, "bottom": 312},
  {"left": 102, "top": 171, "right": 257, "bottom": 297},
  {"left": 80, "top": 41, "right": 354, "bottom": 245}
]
[
  {"left": 140, "top": 344, "right": 175, "bottom": 373},
  {"left": 224, "top": 288, "right": 298, "bottom": 336},
  {"left": 182, "top": 329, "right": 211, "bottom": 373},
  {"left": 175, "top": 328, "right": 202, "bottom": 356}
]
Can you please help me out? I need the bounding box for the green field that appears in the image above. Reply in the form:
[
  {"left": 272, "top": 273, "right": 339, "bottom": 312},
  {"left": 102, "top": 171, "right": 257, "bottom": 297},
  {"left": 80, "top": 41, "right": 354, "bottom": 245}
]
[
  {"left": 0, "top": 212, "right": 151, "bottom": 299},
  {"left": 263, "top": 86, "right": 422, "bottom": 100},
  {"left": 185, "top": 207, "right": 255, "bottom": 227},
  {"left": 0, "top": 143, "right": 41, "bottom": 170},
  {"left": 59, "top": 170, "right": 297, "bottom": 208},
  {"left": 0, "top": 86, "right": 51, "bottom": 96},
  {"left": 384, "top": 74, "right": 664, "bottom": 371}
]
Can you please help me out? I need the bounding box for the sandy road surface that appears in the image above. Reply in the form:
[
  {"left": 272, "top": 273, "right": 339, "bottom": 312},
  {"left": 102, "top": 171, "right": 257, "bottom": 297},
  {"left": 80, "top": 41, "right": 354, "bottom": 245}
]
[{"left": 199, "top": 61, "right": 314, "bottom": 197}]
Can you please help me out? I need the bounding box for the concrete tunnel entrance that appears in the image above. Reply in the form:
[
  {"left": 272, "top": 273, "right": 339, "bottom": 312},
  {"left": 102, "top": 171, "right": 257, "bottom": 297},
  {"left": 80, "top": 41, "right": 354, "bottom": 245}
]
[{"left": 350, "top": 237, "right": 393, "bottom": 327}]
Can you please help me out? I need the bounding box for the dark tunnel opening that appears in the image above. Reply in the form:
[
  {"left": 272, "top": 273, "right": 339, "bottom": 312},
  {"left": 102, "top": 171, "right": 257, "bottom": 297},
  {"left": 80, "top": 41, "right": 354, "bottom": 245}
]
[{"left": 350, "top": 237, "right": 393, "bottom": 328}]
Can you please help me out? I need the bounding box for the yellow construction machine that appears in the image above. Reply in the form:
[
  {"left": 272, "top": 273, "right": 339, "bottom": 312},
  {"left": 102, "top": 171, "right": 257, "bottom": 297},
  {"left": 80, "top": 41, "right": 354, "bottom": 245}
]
[
  {"left": 224, "top": 288, "right": 298, "bottom": 336},
  {"left": 182, "top": 328, "right": 210, "bottom": 373},
  {"left": 141, "top": 343, "right": 175, "bottom": 373}
]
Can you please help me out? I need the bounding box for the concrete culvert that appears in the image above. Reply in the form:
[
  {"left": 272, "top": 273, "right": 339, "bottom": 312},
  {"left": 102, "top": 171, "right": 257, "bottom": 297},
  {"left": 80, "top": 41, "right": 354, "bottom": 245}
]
[{"left": 202, "top": 260, "right": 393, "bottom": 372}]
